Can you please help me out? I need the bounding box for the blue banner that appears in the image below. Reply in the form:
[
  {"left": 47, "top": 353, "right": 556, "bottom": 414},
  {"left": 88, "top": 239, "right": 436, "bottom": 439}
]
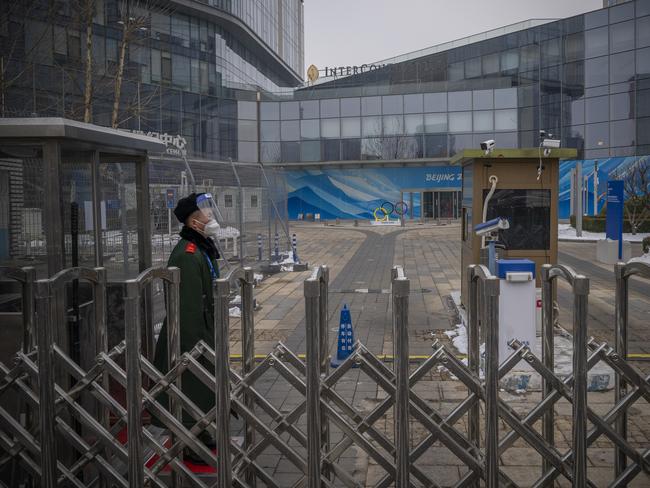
[{"left": 606, "top": 180, "right": 624, "bottom": 259}]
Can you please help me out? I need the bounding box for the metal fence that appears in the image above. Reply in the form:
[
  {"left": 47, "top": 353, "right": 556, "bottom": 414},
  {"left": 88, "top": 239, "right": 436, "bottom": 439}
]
[{"left": 1, "top": 259, "right": 649, "bottom": 487}]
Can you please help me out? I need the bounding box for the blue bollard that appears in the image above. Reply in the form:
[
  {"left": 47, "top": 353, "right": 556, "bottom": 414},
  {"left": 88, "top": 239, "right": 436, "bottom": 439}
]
[
  {"left": 330, "top": 304, "right": 356, "bottom": 368},
  {"left": 292, "top": 233, "right": 299, "bottom": 263}
]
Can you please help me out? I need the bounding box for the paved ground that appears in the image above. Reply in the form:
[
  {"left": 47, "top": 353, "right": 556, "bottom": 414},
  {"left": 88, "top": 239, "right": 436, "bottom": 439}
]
[{"left": 225, "top": 221, "right": 650, "bottom": 487}]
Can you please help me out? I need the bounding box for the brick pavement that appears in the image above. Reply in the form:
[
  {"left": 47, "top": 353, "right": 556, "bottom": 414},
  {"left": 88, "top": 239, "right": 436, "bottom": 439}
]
[{"left": 225, "top": 221, "right": 650, "bottom": 487}]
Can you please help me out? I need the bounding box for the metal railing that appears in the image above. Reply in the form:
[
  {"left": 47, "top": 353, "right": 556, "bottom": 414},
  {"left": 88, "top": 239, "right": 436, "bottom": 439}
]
[{"left": 1, "top": 260, "right": 649, "bottom": 487}]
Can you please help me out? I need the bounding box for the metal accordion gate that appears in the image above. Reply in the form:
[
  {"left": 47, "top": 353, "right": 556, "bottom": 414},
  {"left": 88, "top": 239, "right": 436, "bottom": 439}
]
[{"left": 0, "top": 260, "right": 649, "bottom": 487}]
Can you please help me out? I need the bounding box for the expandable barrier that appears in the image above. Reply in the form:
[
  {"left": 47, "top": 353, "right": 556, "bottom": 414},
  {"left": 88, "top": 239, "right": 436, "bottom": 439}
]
[{"left": 0, "top": 260, "right": 649, "bottom": 487}]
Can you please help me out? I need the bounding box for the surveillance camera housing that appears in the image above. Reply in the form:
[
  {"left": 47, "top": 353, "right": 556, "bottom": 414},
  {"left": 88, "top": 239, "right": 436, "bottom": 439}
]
[
  {"left": 541, "top": 138, "right": 560, "bottom": 149},
  {"left": 480, "top": 139, "right": 495, "bottom": 151},
  {"left": 474, "top": 217, "right": 509, "bottom": 237}
]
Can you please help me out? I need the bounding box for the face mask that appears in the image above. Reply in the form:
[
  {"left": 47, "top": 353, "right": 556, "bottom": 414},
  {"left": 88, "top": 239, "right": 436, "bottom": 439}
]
[{"left": 204, "top": 219, "right": 220, "bottom": 236}]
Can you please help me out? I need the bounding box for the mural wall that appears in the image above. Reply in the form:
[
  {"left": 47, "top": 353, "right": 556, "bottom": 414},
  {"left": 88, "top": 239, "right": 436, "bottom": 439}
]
[{"left": 285, "top": 166, "right": 462, "bottom": 220}]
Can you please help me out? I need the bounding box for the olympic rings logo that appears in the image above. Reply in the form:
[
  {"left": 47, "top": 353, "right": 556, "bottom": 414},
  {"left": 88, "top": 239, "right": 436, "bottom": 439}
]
[{"left": 373, "top": 201, "right": 409, "bottom": 221}]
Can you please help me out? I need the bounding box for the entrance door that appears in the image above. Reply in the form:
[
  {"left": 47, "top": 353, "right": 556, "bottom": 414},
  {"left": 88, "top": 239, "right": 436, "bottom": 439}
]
[
  {"left": 423, "top": 192, "right": 433, "bottom": 218},
  {"left": 439, "top": 191, "right": 454, "bottom": 219}
]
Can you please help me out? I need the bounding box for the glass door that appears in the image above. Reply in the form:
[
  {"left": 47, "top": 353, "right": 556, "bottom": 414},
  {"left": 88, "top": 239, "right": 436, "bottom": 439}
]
[{"left": 423, "top": 191, "right": 433, "bottom": 219}]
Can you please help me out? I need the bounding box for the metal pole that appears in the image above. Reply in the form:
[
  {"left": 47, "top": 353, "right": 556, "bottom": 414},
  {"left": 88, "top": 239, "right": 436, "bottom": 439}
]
[
  {"left": 540, "top": 265, "right": 555, "bottom": 476},
  {"left": 91, "top": 151, "right": 103, "bottom": 267},
  {"left": 614, "top": 263, "right": 628, "bottom": 479},
  {"left": 35, "top": 279, "right": 57, "bottom": 488},
  {"left": 257, "top": 234, "right": 263, "bottom": 261},
  {"left": 593, "top": 161, "right": 599, "bottom": 216},
  {"left": 274, "top": 231, "right": 279, "bottom": 262},
  {"left": 318, "top": 266, "right": 330, "bottom": 481},
  {"left": 214, "top": 277, "right": 233, "bottom": 487},
  {"left": 124, "top": 280, "right": 144, "bottom": 488},
  {"left": 466, "top": 266, "right": 480, "bottom": 460},
  {"left": 304, "top": 272, "right": 322, "bottom": 488},
  {"left": 575, "top": 162, "right": 583, "bottom": 237},
  {"left": 167, "top": 267, "right": 182, "bottom": 487},
  {"left": 484, "top": 276, "right": 500, "bottom": 488},
  {"left": 393, "top": 272, "right": 410, "bottom": 488},
  {"left": 241, "top": 268, "right": 256, "bottom": 487},
  {"left": 572, "top": 276, "right": 589, "bottom": 487}
]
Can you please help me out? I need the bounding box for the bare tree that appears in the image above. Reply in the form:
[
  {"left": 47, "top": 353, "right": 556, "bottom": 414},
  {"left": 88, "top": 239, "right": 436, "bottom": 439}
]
[
  {"left": 361, "top": 118, "right": 420, "bottom": 160},
  {"left": 80, "top": 0, "right": 95, "bottom": 122},
  {"left": 611, "top": 157, "right": 650, "bottom": 234}
]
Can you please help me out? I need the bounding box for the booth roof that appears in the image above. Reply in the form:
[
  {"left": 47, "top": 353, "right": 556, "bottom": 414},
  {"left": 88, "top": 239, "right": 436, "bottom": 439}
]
[{"left": 450, "top": 148, "right": 578, "bottom": 166}]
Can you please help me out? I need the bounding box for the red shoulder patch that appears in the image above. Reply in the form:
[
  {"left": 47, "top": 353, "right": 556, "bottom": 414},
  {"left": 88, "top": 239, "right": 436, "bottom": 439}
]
[{"left": 185, "top": 242, "right": 197, "bottom": 254}]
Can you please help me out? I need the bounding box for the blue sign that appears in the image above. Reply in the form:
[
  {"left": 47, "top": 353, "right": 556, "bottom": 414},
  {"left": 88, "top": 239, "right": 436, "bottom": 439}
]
[
  {"left": 166, "top": 188, "right": 176, "bottom": 209},
  {"left": 606, "top": 180, "right": 624, "bottom": 259}
]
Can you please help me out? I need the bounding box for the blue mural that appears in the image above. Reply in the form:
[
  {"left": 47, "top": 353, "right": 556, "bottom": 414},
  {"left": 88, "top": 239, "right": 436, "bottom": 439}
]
[
  {"left": 558, "top": 156, "right": 648, "bottom": 219},
  {"left": 286, "top": 166, "right": 461, "bottom": 219}
]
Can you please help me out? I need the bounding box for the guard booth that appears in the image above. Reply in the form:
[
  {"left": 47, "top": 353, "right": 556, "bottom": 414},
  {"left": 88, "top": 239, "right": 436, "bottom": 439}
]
[
  {"left": 452, "top": 148, "right": 577, "bottom": 306},
  {"left": 0, "top": 118, "right": 165, "bottom": 366}
]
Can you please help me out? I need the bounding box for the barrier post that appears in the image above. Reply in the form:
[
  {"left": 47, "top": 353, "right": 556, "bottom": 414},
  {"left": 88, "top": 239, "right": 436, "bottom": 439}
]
[
  {"left": 466, "top": 265, "right": 480, "bottom": 462},
  {"left": 214, "top": 277, "right": 233, "bottom": 487},
  {"left": 257, "top": 234, "right": 263, "bottom": 261},
  {"left": 615, "top": 262, "right": 628, "bottom": 479},
  {"left": 572, "top": 276, "right": 589, "bottom": 487},
  {"left": 541, "top": 264, "right": 555, "bottom": 475},
  {"left": 318, "top": 266, "right": 330, "bottom": 480},
  {"left": 392, "top": 267, "right": 410, "bottom": 488},
  {"left": 483, "top": 275, "right": 500, "bottom": 488},
  {"left": 124, "top": 280, "right": 144, "bottom": 488},
  {"left": 166, "top": 267, "right": 182, "bottom": 486},
  {"left": 274, "top": 231, "right": 280, "bottom": 262},
  {"left": 241, "top": 267, "right": 256, "bottom": 487},
  {"left": 304, "top": 269, "right": 322, "bottom": 487},
  {"left": 35, "top": 279, "right": 57, "bottom": 488},
  {"left": 292, "top": 233, "right": 299, "bottom": 263}
]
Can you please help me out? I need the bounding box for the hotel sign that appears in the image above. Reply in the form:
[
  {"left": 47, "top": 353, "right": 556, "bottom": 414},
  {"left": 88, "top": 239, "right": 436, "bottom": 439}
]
[{"left": 307, "top": 63, "right": 388, "bottom": 81}]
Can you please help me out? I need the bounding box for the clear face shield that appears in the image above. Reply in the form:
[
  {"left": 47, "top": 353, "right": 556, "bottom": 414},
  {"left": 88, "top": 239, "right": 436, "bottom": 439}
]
[{"left": 195, "top": 192, "right": 223, "bottom": 236}]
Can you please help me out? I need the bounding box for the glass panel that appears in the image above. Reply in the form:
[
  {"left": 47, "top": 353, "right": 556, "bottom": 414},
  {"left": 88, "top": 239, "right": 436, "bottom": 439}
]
[
  {"left": 281, "top": 141, "right": 300, "bottom": 161},
  {"left": 565, "top": 32, "right": 584, "bottom": 62},
  {"left": 238, "top": 101, "right": 256, "bottom": 120},
  {"left": 320, "top": 99, "right": 340, "bottom": 118},
  {"left": 519, "top": 45, "right": 537, "bottom": 72},
  {"left": 473, "top": 111, "right": 493, "bottom": 131},
  {"left": 404, "top": 94, "right": 423, "bottom": 113},
  {"left": 570, "top": 98, "right": 585, "bottom": 125},
  {"left": 424, "top": 113, "right": 447, "bottom": 132},
  {"left": 424, "top": 134, "right": 448, "bottom": 157},
  {"left": 637, "top": 117, "right": 650, "bottom": 145},
  {"left": 300, "top": 100, "right": 319, "bottom": 119},
  {"left": 321, "top": 118, "right": 340, "bottom": 138},
  {"left": 300, "top": 119, "right": 320, "bottom": 139},
  {"left": 609, "top": 21, "right": 634, "bottom": 53},
  {"left": 300, "top": 141, "right": 321, "bottom": 161},
  {"left": 585, "top": 56, "right": 609, "bottom": 87},
  {"left": 637, "top": 16, "right": 650, "bottom": 48},
  {"left": 497, "top": 132, "right": 518, "bottom": 148},
  {"left": 448, "top": 61, "right": 464, "bottom": 81},
  {"left": 341, "top": 139, "right": 361, "bottom": 160},
  {"left": 637, "top": 47, "right": 650, "bottom": 75},
  {"left": 610, "top": 51, "right": 635, "bottom": 84},
  {"left": 260, "top": 142, "right": 281, "bottom": 162},
  {"left": 449, "top": 133, "right": 473, "bottom": 155},
  {"left": 405, "top": 114, "right": 424, "bottom": 134},
  {"left": 423, "top": 92, "right": 447, "bottom": 112},
  {"left": 638, "top": 88, "right": 650, "bottom": 117},
  {"left": 322, "top": 139, "right": 340, "bottom": 161},
  {"left": 638, "top": 0, "right": 650, "bottom": 17},
  {"left": 260, "top": 121, "right": 280, "bottom": 141},
  {"left": 495, "top": 109, "right": 517, "bottom": 130},
  {"left": 382, "top": 95, "right": 403, "bottom": 114},
  {"left": 494, "top": 88, "right": 517, "bottom": 109},
  {"left": 341, "top": 117, "right": 361, "bottom": 137},
  {"left": 610, "top": 119, "right": 635, "bottom": 147},
  {"left": 585, "top": 27, "right": 609, "bottom": 58},
  {"left": 238, "top": 119, "right": 257, "bottom": 141},
  {"left": 482, "top": 53, "right": 499, "bottom": 74},
  {"left": 466, "top": 57, "right": 482, "bottom": 78},
  {"left": 281, "top": 101, "right": 299, "bottom": 120},
  {"left": 281, "top": 120, "right": 300, "bottom": 141},
  {"left": 361, "top": 96, "right": 381, "bottom": 115},
  {"left": 260, "top": 102, "right": 279, "bottom": 120},
  {"left": 340, "top": 97, "right": 360, "bottom": 116},
  {"left": 448, "top": 91, "right": 472, "bottom": 111},
  {"left": 449, "top": 112, "right": 472, "bottom": 132},
  {"left": 362, "top": 116, "right": 382, "bottom": 136},
  {"left": 585, "top": 9, "right": 608, "bottom": 29},
  {"left": 541, "top": 38, "right": 561, "bottom": 67},
  {"left": 609, "top": 2, "right": 634, "bottom": 23},
  {"left": 361, "top": 138, "right": 381, "bottom": 160},
  {"left": 586, "top": 122, "right": 609, "bottom": 148},
  {"left": 484, "top": 189, "right": 551, "bottom": 250},
  {"left": 473, "top": 90, "right": 493, "bottom": 110},
  {"left": 237, "top": 141, "right": 257, "bottom": 162},
  {"left": 383, "top": 115, "right": 403, "bottom": 135},
  {"left": 585, "top": 96, "right": 609, "bottom": 123}
]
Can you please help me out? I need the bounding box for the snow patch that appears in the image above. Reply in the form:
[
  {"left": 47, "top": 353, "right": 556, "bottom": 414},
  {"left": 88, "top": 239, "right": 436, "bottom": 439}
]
[{"left": 558, "top": 223, "right": 649, "bottom": 242}]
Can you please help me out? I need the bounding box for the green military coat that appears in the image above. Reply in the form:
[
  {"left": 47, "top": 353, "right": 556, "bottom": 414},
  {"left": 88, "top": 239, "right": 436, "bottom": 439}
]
[{"left": 153, "top": 234, "right": 219, "bottom": 427}]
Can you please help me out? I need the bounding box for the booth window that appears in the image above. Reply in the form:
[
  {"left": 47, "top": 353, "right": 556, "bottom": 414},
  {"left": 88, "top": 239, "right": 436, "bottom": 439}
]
[{"left": 484, "top": 189, "right": 551, "bottom": 250}]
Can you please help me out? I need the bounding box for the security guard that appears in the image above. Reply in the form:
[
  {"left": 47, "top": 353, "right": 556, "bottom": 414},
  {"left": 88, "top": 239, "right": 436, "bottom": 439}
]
[{"left": 153, "top": 192, "right": 220, "bottom": 440}]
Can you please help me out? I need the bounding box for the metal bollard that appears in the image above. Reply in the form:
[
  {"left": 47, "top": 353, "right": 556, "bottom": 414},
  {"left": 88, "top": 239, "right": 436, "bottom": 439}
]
[
  {"left": 392, "top": 267, "right": 410, "bottom": 488},
  {"left": 257, "top": 234, "right": 263, "bottom": 261},
  {"left": 124, "top": 280, "right": 144, "bottom": 488},
  {"left": 540, "top": 265, "right": 555, "bottom": 477},
  {"left": 304, "top": 269, "right": 323, "bottom": 488},
  {"left": 274, "top": 232, "right": 280, "bottom": 262},
  {"left": 35, "top": 279, "right": 57, "bottom": 488},
  {"left": 572, "top": 276, "right": 589, "bottom": 487},
  {"left": 483, "top": 275, "right": 500, "bottom": 488},
  {"left": 214, "top": 277, "right": 233, "bottom": 487},
  {"left": 292, "top": 233, "right": 299, "bottom": 263}
]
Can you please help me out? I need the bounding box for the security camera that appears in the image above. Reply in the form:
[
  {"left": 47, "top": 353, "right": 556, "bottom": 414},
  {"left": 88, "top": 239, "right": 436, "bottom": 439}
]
[
  {"left": 541, "top": 138, "right": 560, "bottom": 149},
  {"left": 480, "top": 139, "right": 495, "bottom": 154},
  {"left": 474, "top": 217, "right": 509, "bottom": 237}
]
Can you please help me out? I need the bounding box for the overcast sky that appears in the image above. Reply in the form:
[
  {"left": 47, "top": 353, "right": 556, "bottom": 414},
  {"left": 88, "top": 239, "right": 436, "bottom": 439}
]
[{"left": 304, "top": 0, "right": 602, "bottom": 73}]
